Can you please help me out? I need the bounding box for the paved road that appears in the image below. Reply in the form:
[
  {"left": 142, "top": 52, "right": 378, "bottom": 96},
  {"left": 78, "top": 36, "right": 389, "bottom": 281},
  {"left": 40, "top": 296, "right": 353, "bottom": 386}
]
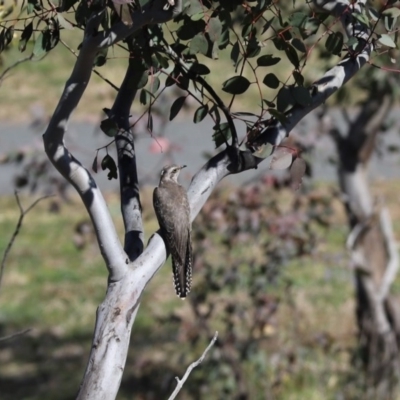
[{"left": 0, "top": 111, "right": 399, "bottom": 195}]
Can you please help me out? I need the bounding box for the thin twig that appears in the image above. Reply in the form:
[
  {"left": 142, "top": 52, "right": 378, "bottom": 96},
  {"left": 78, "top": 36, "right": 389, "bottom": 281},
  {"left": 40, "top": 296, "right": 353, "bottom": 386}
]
[
  {"left": 0, "top": 192, "right": 52, "bottom": 292},
  {"left": 59, "top": 39, "right": 120, "bottom": 91},
  {"left": 0, "top": 328, "right": 32, "bottom": 342},
  {"left": 168, "top": 331, "right": 218, "bottom": 400},
  {"left": 0, "top": 55, "right": 33, "bottom": 86},
  {"left": 162, "top": 44, "right": 238, "bottom": 148}
]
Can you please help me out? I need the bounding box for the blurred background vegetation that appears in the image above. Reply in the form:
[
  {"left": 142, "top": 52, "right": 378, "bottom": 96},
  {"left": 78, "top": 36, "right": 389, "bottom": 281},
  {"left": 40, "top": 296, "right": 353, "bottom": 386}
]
[
  {"left": 1, "top": 0, "right": 400, "bottom": 399},
  {"left": 1, "top": 176, "right": 400, "bottom": 399}
]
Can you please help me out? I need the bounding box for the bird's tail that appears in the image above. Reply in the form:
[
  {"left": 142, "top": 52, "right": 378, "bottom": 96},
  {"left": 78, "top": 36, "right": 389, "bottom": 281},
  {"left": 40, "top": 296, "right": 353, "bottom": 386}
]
[{"left": 172, "top": 240, "right": 192, "bottom": 298}]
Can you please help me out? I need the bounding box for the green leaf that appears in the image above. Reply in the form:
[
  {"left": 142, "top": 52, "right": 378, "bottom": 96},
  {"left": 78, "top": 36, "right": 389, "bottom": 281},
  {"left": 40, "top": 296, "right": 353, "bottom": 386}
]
[
  {"left": 277, "top": 86, "right": 295, "bottom": 112},
  {"left": 0, "top": 27, "right": 14, "bottom": 54},
  {"left": 293, "top": 71, "right": 304, "bottom": 86},
  {"left": 189, "top": 34, "right": 209, "bottom": 55},
  {"left": 150, "top": 77, "right": 160, "bottom": 94},
  {"left": 289, "top": 12, "right": 308, "bottom": 29},
  {"left": 353, "top": 12, "right": 370, "bottom": 27},
  {"left": 189, "top": 63, "right": 210, "bottom": 75},
  {"left": 231, "top": 41, "right": 241, "bottom": 65},
  {"left": 92, "top": 154, "right": 98, "bottom": 173},
  {"left": 135, "top": 69, "right": 149, "bottom": 90},
  {"left": 208, "top": 17, "right": 222, "bottom": 43},
  {"left": 284, "top": 44, "right": 299, "bottom": 68},
  {"left": 19, "top": 22, "right": 33, "bottom": 52},
  {"left": 194, "top": 105, "right": 209, "bottom": 123},
  {"left": 140, "top": 89, "right": 152, "bottom": 105},
  {"left": 292, "top": 86, "right": 312, "bottom": 107},
  {"left": 170, "top": 96, "right": 186, "bottom": 121},
  {"left": 101, "top": 154, "right": 118, "bottom": 180},
  {"left": 155, "top": 52, "right": 169, "bottom": 69},
  {"left": 379, "top": 34, "right": 396, "bottom": 48},
  {"left": 32, "top": 33, "right": 47, "bottom": 59},
  {"left": 263, "top": 73, "right": 280, "bottom": 89},
  {"left": 100, "top": 119, "right": 118, "bottom": 137},
  {"left": 291, "top": 38, "right": 306, "bottom": 53},
  {"left": 262, "top": 99, "right": 275, "bottom": 108},
  {"left": 325, "top": 32, "right": 343, "bottom": 55},
  {"left": 212, "top": 122, "right": 231, "bottom": 148},
  {"left": 94, "top": 48, "right": 107, "bottom": 67},
  {"left": 256, "top": 54, "right": 281, "bottom": 67},
  {"left": 147, "top": 114, "right": 153, "bottom": 132},
  {"left": 185, "top": 0, "right": 203, "bottom": 17},
  {"left": 222, "top": 76, "right": 251, "bottom": 95},
  {"left": 346, "top": 37, "right": 358, "bottom": 50},
  {"left": 33, "top": 23, "right": 60, "bottom": 59},
  {"left": 177, "top": 19, "right": 206, "bottom": 40}
]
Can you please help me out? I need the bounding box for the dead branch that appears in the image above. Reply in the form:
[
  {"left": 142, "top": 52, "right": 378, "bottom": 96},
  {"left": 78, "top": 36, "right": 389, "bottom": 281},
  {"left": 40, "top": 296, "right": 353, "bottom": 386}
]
[
  {"left": 167, "top": 331, "right": 218, "bottom": 400},
  {"left": 0, "top": 192, "right": 52, "bottom": 292}
]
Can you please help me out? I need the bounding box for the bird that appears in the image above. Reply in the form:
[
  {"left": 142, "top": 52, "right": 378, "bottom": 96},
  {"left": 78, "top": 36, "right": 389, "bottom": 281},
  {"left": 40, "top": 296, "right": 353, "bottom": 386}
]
[{"left": 153, "top": 164, "right": 193, "bottom": 298}]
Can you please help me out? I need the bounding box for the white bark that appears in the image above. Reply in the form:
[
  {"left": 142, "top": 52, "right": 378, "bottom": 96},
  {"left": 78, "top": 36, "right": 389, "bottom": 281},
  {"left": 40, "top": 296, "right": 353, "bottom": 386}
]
[{"left": 41, "top": 1, "right": 374, "bottom": 399}]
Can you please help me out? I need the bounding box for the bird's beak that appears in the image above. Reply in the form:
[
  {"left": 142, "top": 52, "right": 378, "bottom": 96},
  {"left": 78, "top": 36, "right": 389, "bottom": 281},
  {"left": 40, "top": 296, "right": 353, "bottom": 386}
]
[{"left": 180, "top": 165, "right": 187, "bottom": 170}]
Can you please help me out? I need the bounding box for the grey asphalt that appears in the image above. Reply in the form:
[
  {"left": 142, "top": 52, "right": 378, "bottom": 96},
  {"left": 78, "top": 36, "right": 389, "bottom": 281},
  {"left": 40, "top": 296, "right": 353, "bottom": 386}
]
[{"left": 0, "top": 111, "right": 398, "bottom": 195}]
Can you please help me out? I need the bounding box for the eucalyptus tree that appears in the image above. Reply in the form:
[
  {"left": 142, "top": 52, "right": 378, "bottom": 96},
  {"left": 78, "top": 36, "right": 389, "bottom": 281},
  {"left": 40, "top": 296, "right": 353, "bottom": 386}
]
[{"left": 0, "top": 0, "right": 398, "bottom": 398}]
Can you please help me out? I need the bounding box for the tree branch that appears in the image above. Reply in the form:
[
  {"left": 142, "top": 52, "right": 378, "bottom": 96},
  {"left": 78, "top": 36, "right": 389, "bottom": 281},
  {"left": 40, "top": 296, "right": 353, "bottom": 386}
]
[
  {"left": 43, "top": 11, "right": 128, "bottom": 281},
  {"left": 0, "top": 192, "right": 52, "bottom": 293},
  {"left": 0, "top": 328, "right": 32, "bottom": 343},
  {"left": 378, "top": 207, "right": 399, "bottom": 303},
  {"left": 250, "top": 0, "right": 371, "bottom": 152},
  {"left": 167, "top": 331, "right": 218, "bottom": 400},
  {"left": 43, "top": 2, "right": 182, "bottom": 278},
  {"left": 163, "top": 44, "right": 239, "bottom": 148},
  {"left": 111, "top": 59, "right": 144, "bottom": 261}
]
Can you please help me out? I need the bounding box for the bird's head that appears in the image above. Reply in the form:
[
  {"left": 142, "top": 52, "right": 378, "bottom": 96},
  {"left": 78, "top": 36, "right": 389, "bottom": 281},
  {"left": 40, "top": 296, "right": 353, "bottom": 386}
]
[{"left": 159, "top": 164, "right": 186, "bottom": 183}]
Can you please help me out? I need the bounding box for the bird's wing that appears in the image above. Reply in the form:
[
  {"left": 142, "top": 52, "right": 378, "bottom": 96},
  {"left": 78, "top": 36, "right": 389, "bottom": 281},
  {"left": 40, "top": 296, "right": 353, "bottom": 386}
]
[{"left": 153, "top": 184, "right": 192, "bottom": 297}]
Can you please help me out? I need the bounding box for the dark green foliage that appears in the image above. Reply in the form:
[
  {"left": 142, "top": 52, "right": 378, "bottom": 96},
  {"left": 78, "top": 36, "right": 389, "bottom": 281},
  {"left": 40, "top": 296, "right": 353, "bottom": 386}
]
[
  {"left": 100, "top": 118, "right": 118, "bottom": 137},
  {"left": 212, "top": 122, "right": 231, "bottom": 148},
  {"left": 0, "top": 26, "right": 14, "bottom": 54},
  {"left": 222, "top": 76, "right": 251, "bottom": 95},
  {"left": 101, "top": 154, "right": 118, "bottom": 180},
  {"left": 169, "top": 96, "right": 186, "bottom": 121},
  {"left": 194, "top": 105, "right": 208, "bottom": 123},
  {"left": 19, "top": 23, "right": 33, "bottom": 52}
]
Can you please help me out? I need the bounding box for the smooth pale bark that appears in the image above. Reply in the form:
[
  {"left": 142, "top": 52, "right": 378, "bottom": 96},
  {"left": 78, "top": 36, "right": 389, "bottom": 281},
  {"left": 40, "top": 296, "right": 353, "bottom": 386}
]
[
  {"left": 332, "top": 92, "right": 400, "bottom": 394},
  {"left": 42, "top": 1, "right": 373, "bottom": 399}
]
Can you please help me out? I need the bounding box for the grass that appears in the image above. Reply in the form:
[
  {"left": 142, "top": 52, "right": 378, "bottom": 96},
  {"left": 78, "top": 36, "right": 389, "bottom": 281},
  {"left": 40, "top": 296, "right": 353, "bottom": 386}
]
[{"left": 0, "top": 179, "right": 399, "bottom": 399}]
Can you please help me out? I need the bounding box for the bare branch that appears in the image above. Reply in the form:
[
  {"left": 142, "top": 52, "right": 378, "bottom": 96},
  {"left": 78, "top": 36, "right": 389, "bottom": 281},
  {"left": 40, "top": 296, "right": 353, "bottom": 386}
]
[
  {"left": 0, "top": 328, "right": 32, "bottom": 343},
  {"left": 43, "top": 13, "right": 128, "bottom": 281},
  {"left": 0, "top": 55, "right": 32, "bottom": 86},
  {"left": 378, "top": 207, "right": 399, "bottom": 302},
  {"left": 168, "top": 331, "right": 218, "bottom": 400},
  {"left": 111, "top": 59, "right": 144, "bottom": 260},
  {"left": 0, "top": 192, "right": 52, "bottom": 293}
]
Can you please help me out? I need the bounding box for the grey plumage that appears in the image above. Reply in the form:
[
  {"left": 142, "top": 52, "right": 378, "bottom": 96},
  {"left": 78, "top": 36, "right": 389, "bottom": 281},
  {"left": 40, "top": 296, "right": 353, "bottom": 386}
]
[{"left": 153, "top": 164, "right": 192, "bottom": 298}]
